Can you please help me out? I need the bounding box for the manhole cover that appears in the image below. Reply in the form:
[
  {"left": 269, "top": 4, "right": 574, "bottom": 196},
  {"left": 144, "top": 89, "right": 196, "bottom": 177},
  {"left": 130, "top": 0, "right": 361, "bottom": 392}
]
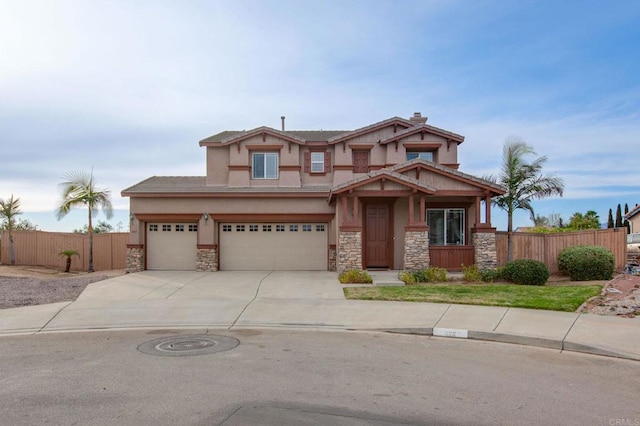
[{"left": 137, "top": 334, "right": 239, "bottom": 357}]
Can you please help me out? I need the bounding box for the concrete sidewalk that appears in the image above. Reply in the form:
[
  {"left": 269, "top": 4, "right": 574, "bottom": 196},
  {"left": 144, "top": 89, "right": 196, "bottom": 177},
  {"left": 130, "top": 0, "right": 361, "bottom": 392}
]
[{"left": 0, "top": 271, "right": 638, "bottom": 361}]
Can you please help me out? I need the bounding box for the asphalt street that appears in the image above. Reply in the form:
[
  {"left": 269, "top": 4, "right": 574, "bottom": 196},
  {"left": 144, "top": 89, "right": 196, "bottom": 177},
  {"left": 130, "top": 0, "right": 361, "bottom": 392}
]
[{"left": 1, "top": 329, "right": 638, "bottom": 425}]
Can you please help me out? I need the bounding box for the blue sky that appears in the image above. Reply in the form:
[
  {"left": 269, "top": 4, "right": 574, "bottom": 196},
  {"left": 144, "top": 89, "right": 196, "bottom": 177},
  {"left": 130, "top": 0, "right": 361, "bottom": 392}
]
[{"left": 1, "top": 0, "right": 639, "bottom": 232}]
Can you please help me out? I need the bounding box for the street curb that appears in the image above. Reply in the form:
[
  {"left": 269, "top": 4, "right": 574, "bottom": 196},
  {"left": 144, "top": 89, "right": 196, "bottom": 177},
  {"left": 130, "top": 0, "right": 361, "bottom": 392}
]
[{"left": 375, "top": 327, "right": 640, "bottom": 361}]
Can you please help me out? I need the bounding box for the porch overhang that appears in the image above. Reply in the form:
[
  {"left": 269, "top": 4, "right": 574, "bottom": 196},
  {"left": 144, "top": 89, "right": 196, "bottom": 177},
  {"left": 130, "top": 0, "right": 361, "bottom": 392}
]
[{"left": 328, "top": 169, "right": 436, "bottom": 203}]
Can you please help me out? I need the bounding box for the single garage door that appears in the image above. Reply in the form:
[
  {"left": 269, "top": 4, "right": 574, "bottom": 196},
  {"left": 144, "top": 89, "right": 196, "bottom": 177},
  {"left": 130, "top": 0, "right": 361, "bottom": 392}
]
[
  {"left": 147, "top": 223, "right": 198, "bottom": 270},
  {"left": 220, "top": 223, "right": 328, "bottom": 270}
]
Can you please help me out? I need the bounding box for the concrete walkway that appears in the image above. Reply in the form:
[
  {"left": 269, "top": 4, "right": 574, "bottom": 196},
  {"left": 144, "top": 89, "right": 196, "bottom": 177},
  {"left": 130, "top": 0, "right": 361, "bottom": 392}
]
[{"left": 0, "top": 271, "right": 638, "bottom": 361}]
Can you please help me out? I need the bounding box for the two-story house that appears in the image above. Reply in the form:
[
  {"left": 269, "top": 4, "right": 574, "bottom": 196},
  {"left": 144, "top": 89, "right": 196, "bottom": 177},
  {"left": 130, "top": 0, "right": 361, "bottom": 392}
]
[{"left": 122, "top": 113, "right": 505, "bottom": 273}]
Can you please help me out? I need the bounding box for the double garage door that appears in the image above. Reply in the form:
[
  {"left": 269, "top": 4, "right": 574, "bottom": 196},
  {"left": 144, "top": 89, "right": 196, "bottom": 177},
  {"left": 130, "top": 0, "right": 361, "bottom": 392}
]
[
  {"left": 146, "top": 222, "right": 328, "bottom": 271},
  {"left": 219, "top": 223, "right": 328, "bottom": 271}
]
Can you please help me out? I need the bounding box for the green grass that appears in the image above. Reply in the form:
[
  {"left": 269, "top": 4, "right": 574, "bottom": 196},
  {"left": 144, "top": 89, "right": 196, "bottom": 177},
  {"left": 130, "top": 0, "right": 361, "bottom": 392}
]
[{"left": 343, "top": 284, "right": 602, "bottom": 312}]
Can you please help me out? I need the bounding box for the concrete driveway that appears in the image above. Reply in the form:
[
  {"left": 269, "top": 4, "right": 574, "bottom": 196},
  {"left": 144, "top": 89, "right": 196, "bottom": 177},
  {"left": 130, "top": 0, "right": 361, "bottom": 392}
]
[{"left": 2, "top": 270, "right": 640, "bottom": 361}]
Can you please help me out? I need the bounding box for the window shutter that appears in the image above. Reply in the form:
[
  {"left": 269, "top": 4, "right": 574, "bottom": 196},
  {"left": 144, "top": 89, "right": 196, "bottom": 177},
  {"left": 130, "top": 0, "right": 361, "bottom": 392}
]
[
  {"left": 324, "top": 152, "right": 331, "bottom": 172},
  {"left": 304, "top": 152, "right": 311, "bottom": 173}
]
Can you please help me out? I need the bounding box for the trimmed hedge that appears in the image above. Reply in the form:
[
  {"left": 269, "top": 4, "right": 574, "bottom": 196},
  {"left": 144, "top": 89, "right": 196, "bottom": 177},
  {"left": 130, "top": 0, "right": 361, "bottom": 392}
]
[
  {"left": 501, "top": 259, "right": 549, "bottom": 286},
  {"left": 557, "top": 245, "right": 614, "bottom": 281}
]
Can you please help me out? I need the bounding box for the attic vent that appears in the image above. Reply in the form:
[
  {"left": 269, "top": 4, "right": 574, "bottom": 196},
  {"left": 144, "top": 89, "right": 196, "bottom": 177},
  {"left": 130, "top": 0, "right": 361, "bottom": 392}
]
[{"left": 410, "top": 112, "right": 428, "bottom": 124}]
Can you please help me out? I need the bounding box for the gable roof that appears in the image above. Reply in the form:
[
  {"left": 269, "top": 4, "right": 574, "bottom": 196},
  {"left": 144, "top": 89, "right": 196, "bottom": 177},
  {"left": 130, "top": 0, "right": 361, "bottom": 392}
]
[
  {"left": 379, "top": 123, "right": 464, "bottom": 145},
  {"left": 388, "top": 158, "right": 506, "bottom": 194},
  {"left": 327, "top": 116, "right": 414, "bottom": 144},
  {"left": 329, "top": 169, "right": 436, "bottom": 202}
]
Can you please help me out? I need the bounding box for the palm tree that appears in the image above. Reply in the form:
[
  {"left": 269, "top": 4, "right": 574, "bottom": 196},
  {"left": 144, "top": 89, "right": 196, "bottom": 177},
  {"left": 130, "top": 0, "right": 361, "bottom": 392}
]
[
  {"left": 486, "top": 138, "right": 565, "bottom": 261},
  {"left": 0, "top": 194, "right": 22, "bottom": 265},
  {"left": 58, "top": 249, "right": 80, "bottom": 273},
  {"left": 56, "top": 170, "right": 113, "bottom": 272}
]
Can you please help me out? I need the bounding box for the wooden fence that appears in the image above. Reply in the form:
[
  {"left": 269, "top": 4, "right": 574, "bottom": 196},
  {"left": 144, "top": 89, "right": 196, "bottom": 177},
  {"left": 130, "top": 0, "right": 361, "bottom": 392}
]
[
  {"left": 0, "top": 230, "right": 129, "bottom": 272},
  {"left": 496, "top": 228, "right": 627, "bottom": 274}
]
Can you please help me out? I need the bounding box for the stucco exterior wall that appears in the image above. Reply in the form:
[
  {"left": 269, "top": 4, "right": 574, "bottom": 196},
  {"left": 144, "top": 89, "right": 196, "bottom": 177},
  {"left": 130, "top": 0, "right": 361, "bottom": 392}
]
[
  {"left": 206, "top": 146, "right": 230, "bottom": 186},
  {"left": 393, "top": 198, "right": 408, "bottom": 269}
]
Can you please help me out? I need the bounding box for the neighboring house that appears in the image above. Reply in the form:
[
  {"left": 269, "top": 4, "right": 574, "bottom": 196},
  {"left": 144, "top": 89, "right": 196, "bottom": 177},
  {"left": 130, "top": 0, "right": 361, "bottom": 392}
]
[
  {"left": 122, "top": 113, "right": 506, "bottom": 273},
  {"left": 625, "top": 204, "right": 640, "bottom": 233}
]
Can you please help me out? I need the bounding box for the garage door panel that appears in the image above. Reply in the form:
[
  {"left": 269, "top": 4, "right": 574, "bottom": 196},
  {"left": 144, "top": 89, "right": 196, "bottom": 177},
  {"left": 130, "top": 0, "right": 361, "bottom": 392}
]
[
  {"left": 147, "top": 223, "right": 197, "bottom": 270},
  {"left": 220, "top": 223, "right": 327, "bottom": 271}
]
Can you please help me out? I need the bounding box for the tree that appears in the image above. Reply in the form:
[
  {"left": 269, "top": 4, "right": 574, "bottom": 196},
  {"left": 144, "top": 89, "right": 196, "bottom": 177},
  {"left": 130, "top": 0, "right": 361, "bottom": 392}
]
[
  {"left": 73, "top": 220, "right": 114, "bottom": 234},
  {"left": 532, "top": 214, "right": 549, "bottom": 227},
  {"left": 615, "top": 204, "right": 623, "bottom": 228},
  {"left": 0, "top": 195, "right": 22, "bottom": 265},
  {"left": 0, "top": 218, "right": 37, "bottom": 231},
  {"left": 624, "top": 203, "right": 630, "bottom": 234},
  {"left": 607, "top": 209, "right": 614, "bottom": 228},
  {"left": 485, "top": 138, "right": 565, "bottom": 261},
  {"left": 58, "top": 249, "right": 80, "bottom": 273},
  {"left": 56, "top": 170, "right": 113, "bottom": 272},
  {"left": 567, "top": 210, "right": 600, "bottom": 230}
]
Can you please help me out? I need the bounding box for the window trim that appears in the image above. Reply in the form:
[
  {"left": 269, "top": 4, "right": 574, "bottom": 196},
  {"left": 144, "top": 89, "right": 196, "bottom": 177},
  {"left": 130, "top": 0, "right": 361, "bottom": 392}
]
[
  {"left": 310, "top": 152, "right": 325, "bottom": 173},
  {"left": 252, "top": 152, "right": 279, "bottom": 180}
]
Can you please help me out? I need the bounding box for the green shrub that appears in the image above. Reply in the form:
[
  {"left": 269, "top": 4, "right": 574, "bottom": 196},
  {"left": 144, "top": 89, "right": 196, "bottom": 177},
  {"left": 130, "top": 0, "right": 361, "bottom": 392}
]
[
  {"left": 399, "top": 267, "right": 447, "bottom": 284},
  {"left": 557, "top": 245, "right": 614, "bottom": 281},
  {"left": 479, "top": 268, "right": 502, "bottom": 283},
  {"left": 461, "top": 264, "right": 482, "bottom": 282},
  {"left": 339, "top": 269, "right": 373, "bottom": 284},
  {"left": 502, "top": 259, "right": 549, "bottom": 286}
]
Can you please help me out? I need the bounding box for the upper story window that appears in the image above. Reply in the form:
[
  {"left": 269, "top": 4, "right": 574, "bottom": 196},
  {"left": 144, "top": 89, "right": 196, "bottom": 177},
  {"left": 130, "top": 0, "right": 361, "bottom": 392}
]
[
  {"left": 407, "top": 151, "right": 434, "bottom": 162},
  {"left": 311, "top": 152, "right": 325, "bottom": 173},
  {"left": 252, "top": 152, "right": 278, "bottom": 179},
  {"left": 353, "top": 150, "right": 369, "bottom": 173}
]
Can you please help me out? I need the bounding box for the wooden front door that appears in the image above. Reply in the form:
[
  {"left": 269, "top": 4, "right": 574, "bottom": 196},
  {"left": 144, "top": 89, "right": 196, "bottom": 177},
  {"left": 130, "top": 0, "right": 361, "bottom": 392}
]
[{"left": 365, "top": 204, "right": 391, "bottom": 268}]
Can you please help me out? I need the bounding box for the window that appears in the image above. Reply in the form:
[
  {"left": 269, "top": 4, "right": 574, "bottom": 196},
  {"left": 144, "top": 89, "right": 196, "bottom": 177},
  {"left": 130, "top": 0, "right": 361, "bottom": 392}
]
[
  {"left": 252, "top": 152, "right": 278, "bottom": 179},
  {"left": 276, "top": 225, "right": 285, "bottom": 232},
  {"left": 316, "top": 224, "right": 325, "bottom": 232},
  {"left": 427, "top": 209, "right": 465, "bottom": 245},
  {"left": 149, "top": 224, "right": 158, "bottom": 232},
  {"left": 162, "top": 224, "right": 171, "bottom": 232},
  {"left": 289, "top": 224, "right": 298, "bottom": 232},
  {"left": 407, "top": 151, "right": 434, "bottom": 161},
  {"left": 353, "top": 150, "right": 369, "bottom": 173},
  {"left": 188, "top": 224, "right": 198, "bottom": 232},
  {"left": 302, "top": 224, "right": 312, "bottom": 232},
  {"left": 236, "top": 225, "right": 245, "bottom": 232},
  {"left": 222, "top": 225, "right": 232, "bottom": 232},
  {"left": 311, "top": 152, "right": 324, "bottom": 173},
  {"left": 262, "top": 225, "right": 272, "bottom": 232},
  {"left": 249, "top": 225, "right": 259, "bottom": 232},
  {"left": 175, "top": 225, "right": 184, "bottom": 232}
]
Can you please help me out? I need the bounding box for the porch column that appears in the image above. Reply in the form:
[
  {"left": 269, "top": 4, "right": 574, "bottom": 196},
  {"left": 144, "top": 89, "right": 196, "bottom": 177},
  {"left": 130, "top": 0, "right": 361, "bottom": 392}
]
[
  {"left": 472, "top": 227, "right": 497, "bottom": 270},
  {"left": 338, "top": 194, "right": 363, "bottom": 272},
  {"left": 403, "top": 224, "right": 430, "bottom": 271}
]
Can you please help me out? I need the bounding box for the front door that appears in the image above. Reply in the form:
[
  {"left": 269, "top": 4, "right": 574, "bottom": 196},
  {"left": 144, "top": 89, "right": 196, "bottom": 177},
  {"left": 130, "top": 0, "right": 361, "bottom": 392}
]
[{"left": 365, "top": 204, "right": 391, "bottom": 268}]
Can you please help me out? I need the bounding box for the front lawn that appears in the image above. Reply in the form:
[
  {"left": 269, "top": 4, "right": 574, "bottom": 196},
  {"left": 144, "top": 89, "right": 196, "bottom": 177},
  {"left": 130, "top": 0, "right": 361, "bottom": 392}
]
[{"left": 343, "top": 284, "right": 602, "bottom": 312}]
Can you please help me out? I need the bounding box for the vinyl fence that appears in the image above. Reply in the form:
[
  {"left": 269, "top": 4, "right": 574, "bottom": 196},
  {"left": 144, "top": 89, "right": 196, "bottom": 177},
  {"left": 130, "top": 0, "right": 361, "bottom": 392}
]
[
  {"left": 0, "top": 230, "right": 129, "bottom": 272},
  {"left": 496, "top": 228, "right": 627, "bottom": 274}
]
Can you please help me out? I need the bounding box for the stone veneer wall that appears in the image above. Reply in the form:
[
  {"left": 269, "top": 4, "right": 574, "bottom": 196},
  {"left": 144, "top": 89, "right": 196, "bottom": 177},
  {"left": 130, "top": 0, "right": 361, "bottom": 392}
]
[
  {"left": 328, "top": 245, "right": 337, "bottom": 272},
  {"left": 473, "top": 231, "right": 497, "bottom": 270},
  {"left": 196, "top": 247, "right": 218, "bottom": 272},
  {"left": 126, "top": 247, "right": 144, "bottom": 273},
  {"left": 338, "top": 230, "right": 362, "bottom": 272},
  {"left": 403, "top": 229, "right": 430, "bottom": 270}
]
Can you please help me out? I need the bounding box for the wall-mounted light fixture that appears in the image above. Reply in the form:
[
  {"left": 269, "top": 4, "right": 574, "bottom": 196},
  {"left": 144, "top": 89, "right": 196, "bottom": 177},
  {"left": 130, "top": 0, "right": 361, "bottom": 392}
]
[
  {"left": 129, "top": 213, "right": 134, "bottom": 222},
  {"left": 203, "top": 212, "right": 209, "bottom": 222}
]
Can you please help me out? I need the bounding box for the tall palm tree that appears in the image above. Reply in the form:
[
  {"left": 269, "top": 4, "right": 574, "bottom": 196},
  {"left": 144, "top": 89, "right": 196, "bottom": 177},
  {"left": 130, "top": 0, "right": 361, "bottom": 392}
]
[
  {"left": 56, "top": 170, "right": 113, "bottom": 272},
  {"left": 486, "top": 138, "right": 565, "bottom": 262},
  {"left": 0, "top": 194, "right": 22, "bottom": 265}
]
